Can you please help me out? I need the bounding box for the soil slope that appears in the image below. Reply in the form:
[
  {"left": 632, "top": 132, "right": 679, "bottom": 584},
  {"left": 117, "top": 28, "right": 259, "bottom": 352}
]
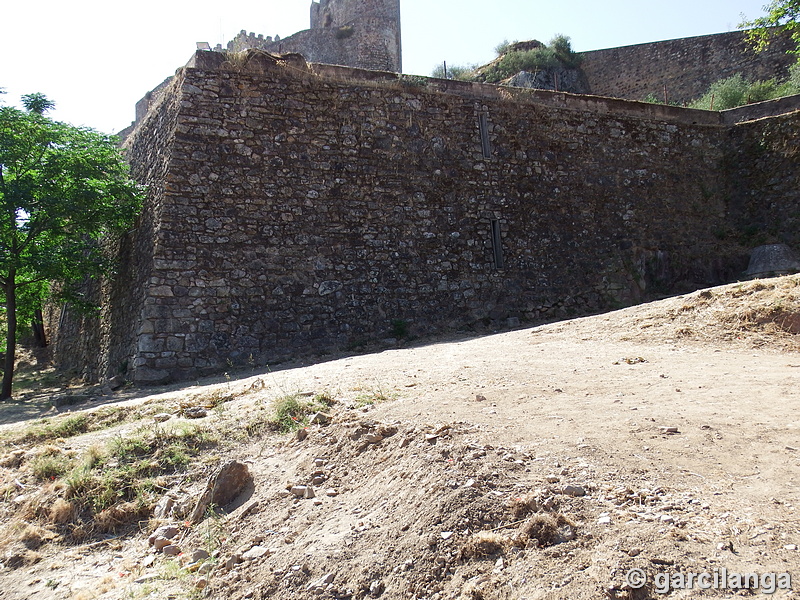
[{"left": 0, "top": 275, "right": 799, "bottom": 600}]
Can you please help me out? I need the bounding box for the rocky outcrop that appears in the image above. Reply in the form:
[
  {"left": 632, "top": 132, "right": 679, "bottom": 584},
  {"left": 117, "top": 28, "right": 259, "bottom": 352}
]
[{"left": 505, "top": 67, "right": 590, "bottom": 94}]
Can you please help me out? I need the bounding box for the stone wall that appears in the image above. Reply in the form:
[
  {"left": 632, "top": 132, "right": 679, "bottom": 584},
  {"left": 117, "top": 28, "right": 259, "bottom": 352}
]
[
  {"left": 50, "top": 75, "right": 186, "bottom": 381},
  {"left": 62, "top": 50, "right": 799, "bottom": 385},
  {"left": 580, "top": 30, "right": 797, "bottom": 103},
  {"left": 117, "top": 51, "right": 745, "bottom": 383},
  {"left": 724, "top": 109, "right": 800, "bottom": 249}
]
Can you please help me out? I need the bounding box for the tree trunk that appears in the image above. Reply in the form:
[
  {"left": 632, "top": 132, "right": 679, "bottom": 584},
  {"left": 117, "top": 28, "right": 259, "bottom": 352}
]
[
  {"left": 31, "top": 308, "right": 47, "bottom": 347},
  {"left": 2, "top": 276, "right": 17, "bottom": 400}
]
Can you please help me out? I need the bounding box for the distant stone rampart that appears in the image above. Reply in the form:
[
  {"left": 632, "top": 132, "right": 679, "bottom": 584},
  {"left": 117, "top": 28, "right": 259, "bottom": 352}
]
[{"left": 580, "top": 30, "right": 797, "bottom": 103}]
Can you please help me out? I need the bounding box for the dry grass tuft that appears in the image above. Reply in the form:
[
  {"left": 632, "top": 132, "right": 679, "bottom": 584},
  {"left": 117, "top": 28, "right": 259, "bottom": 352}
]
[
  {"left": 49, "top": 498, "right": 78, "bottom": 524},
  {"left": 0, "top": 520, "right": 55, "bottom": 555},
  {"left": 509, "top": 492, "right": 539, "bottom": 518},
  {"left": 515, "top": 513, "right": 576, "bottom": 548},
  {"left": 95, "top": 502, "right": 149, "bottom": 533},
  {"left": 2, "top": 546, "right": 42, "bottom": 569},
  {"left": 602, "top": 274, "right": 800, "bottom": 351},
  {"left": 66, "top": 523, "right": 93, "bottom": 544},
  {"left": 19, "top": 523, "right": 49, "bottom": 549},
  {"left": 459, "top": 531, "right": 511, "bottom": 559}
]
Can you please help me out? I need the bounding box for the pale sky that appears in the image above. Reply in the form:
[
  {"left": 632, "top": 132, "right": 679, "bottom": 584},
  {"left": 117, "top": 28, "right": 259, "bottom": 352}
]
[{"left": 0, "top": 0, "right": 775, "bottom": 134}]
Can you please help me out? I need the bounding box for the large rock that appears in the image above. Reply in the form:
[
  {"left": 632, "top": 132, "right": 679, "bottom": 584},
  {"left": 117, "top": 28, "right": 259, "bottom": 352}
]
[
  {"left": 506, "top": 68, "right": 590, "bottom": 94},
  {"left": 190, "top": 460, "right": 253, "bottom": 522},
  {"left": 745, "top": 244, "right": 800, "bottom": 278}
]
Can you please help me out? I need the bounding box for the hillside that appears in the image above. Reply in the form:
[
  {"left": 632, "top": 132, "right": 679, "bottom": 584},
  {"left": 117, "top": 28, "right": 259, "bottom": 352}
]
[{"left": 1, "top": 275, "right": 799, "bottom": 600}]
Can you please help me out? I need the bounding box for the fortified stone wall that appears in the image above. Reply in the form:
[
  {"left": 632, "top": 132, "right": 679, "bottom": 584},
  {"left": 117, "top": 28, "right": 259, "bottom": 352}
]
[
  {"left": 580, "top": 30, "right": 797, "bottom": 103},
  {"left": 49, "top": 75, "right": 186, "bottom": 380},
  {"left": 65, "top": 50, "right": 799, "bottom": 385},
  {"left": 106, "top": 50, "right": 774, "bottom": 384}
]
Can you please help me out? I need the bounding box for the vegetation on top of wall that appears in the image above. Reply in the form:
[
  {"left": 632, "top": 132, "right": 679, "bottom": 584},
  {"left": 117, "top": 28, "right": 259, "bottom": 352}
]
[
  {"left": 430, "top": 63, "right": 478, "bottom": 81},
  {"left": 690, "top": 71, "right": 798, "bottom": 110},
  {"left": 431, "top": 35, "right": 583, "bottom": 84},
  {"left": 549, "top": 35, "right": 584, "bottom": 69},
  {"left": 642, "top": 63, "right": 800, "bottom": 110},
  {"left": 494, "top": 39, "right": 516, "bottom": 56},
  {"left": 478, "top": 36, "right": 583, "bottom": 83}
]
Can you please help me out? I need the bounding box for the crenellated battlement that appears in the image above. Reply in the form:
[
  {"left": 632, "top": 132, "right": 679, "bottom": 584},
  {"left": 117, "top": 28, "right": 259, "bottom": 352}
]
[{"left": 224, "top": 30, "right": 280, "bottom": 53}]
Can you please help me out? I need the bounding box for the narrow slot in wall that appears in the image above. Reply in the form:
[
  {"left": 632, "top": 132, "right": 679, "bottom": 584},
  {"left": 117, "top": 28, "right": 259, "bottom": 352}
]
[
  {"left": 491, "top": 219, "right": 504, "bottom": 269},
  {"left": 479, "top": 112, "right": 492, "bottom": 159}
]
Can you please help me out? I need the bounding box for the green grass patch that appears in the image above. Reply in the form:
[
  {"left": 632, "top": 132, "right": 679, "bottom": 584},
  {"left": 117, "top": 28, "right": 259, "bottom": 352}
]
[
  {"left": 9, "top": 406, "right": 132, "bottom": 447},
  {"left": 269, "top": 392, "right": 337, "bottom": 433},
  {"left": 354, "top": 387, "right": 396, "bottom": 408},
  {"left": 272, "top": 394, "right": 312, "bottom": 432},
  {"left": 22, "top": 414, "right": 90, "bottom": 442},
  {"left": 61, "top": 423, "right": 220, "bottom": 515},
  {"left": 31, "top": 451, "right": 75, "bottom": 480}
]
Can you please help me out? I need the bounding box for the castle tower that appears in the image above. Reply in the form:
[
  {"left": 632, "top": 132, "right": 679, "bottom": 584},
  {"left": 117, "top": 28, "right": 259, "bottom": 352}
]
[
  {"left": 309, "top": 0, "right": 402, "bottom": 72},
  {"left": 224, "top": 0, "right": 402, "bottom": 73}
]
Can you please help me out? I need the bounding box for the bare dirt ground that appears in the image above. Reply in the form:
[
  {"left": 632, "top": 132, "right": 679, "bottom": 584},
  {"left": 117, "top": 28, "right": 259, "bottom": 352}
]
[{"left": 0, "top": 275, "right": 799, "bottom": 600}]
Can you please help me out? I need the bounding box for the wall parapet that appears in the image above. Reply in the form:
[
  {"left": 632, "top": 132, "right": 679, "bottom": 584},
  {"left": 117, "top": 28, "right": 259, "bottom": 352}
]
[
  {"left": 722, "top": 95, "right": 800, "bottom": 124},
  {"left": 187, "top": 49, "right": 730, "bottom": 127}
]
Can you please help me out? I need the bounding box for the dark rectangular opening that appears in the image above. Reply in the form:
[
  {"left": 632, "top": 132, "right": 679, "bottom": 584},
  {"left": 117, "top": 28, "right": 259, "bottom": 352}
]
[
  {"left": 490, "top": 219, "right": 504, "bottom": 269},
  {"left": 478, "top": 112, "right": 492, "bottom": 159}
]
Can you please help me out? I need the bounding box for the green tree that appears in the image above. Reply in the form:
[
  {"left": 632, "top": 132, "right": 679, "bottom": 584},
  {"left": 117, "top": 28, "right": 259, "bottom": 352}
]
[
  {"left": 740, "top": 0, "right": 800, "bottom": 58},
  {"left": 548, "top": 34, "right": 583, "bottom": 69},
  {"left": 494, "top": 39, "right": 516, "bottom": 56},
  {"left": 0, "top": 94, "right": 143, "bottom": 399}
]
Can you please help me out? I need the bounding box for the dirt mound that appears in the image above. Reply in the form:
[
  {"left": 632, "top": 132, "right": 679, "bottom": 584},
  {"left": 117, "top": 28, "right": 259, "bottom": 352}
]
[
  {"left": 575, "top": 274, "right": 800, "bottom": 351},
  {"left": 0, "top": 275, "right": 798, "bottom": 599}
]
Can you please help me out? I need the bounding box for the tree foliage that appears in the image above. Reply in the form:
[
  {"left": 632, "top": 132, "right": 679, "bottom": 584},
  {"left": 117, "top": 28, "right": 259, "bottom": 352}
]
[
  {"left": 548, "top": 35, "right": 583, "bottom": 69},
  {"left": 494, "top": 39, "right": 516, "bottom": 57},
  {"left": 740, "top": 0, "right": 800, "bottom": 58},
  {"left": 0, "top": 94, "right": 143, "bottom": 399}
]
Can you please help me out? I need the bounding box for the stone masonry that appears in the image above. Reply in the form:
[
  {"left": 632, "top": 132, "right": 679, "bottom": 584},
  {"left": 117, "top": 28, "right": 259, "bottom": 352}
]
[
  {"left": 221, "top": 0, "right": 401, "bottom": 73},
  {"left": 580, "top": 30, "right": 797, "bottom": 104},
  {"left": 51, "top": 49, "right": 800, "bottom": 384}
]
